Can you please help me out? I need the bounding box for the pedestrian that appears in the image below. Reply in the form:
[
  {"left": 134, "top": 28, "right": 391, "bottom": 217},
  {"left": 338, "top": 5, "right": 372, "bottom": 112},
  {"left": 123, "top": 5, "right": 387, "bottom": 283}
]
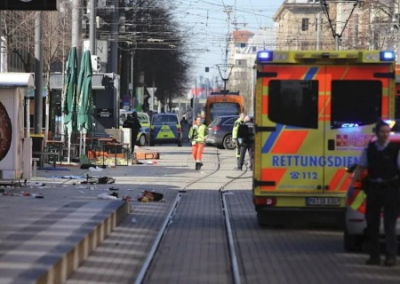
[
  {"left": 180, "top": 116, "right": 188, "bottom": 126},
  {"left": 351, "top": 120, "right": 400, "bottom": 266},
  {"left": 237, "top": 116, "right": 254, "bottom": 171},
  {"left": 123, "top": 111, "right": 142, "bottom": 156},
  {"left": 180, "top": 116, "right": 189, "bottom": 143},
  {"left": 232, "top": 113, "right": 245, "bottom": 169},
  {"left": 189, "top": 117, "right": 208, "bottom": 170}
]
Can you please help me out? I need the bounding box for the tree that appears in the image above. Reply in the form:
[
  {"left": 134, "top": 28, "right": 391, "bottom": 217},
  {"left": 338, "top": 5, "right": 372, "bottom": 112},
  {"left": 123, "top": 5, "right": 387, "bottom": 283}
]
[
  {"left": 126, "top": 0, "right": 190, "bottom": 106},
  {"left": 1, "top": 11, "right": 36, "bottom": 72}
]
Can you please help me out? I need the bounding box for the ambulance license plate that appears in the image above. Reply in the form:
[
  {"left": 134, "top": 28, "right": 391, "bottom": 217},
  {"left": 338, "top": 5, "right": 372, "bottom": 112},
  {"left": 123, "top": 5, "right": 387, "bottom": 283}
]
[{"left": 306, "top": 197, "right": 340, "bottom": 206}]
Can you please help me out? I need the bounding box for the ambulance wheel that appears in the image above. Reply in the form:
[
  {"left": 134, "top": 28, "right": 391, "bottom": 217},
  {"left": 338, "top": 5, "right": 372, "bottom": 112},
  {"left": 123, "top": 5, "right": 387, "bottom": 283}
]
[
  {"left": 223, "top": 134, "right": 235, "bottom": 150},
  {"left": 150, "top": 140, "right": 155, "bottom": 146},
  {"left": 138, "top": 134, "right": 147, "bottom": 146},
  {"left": 343, "top": 228, "right": 363, "bottom": 252}
]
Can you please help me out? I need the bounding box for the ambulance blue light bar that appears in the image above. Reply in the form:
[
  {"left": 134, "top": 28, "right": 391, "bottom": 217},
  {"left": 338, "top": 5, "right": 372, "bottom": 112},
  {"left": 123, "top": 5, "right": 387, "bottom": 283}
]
[
  {"left": 380, "top": 51, "right": 395, "bottom": 61},
  {"left": 257, "top": 51, "right": 273, "bottom": 62}
]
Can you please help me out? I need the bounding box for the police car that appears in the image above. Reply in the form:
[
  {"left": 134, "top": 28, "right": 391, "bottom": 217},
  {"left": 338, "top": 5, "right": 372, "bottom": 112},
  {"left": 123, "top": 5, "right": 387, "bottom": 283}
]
[
  {"left": 150, "top": 113, "right": 182, "bottom": 146},
  {"left": 120, "top": 110, "right": 151, "bottom": 146},
  {"left": 344, "top": 130, "right": 400, "bottom": 252}
]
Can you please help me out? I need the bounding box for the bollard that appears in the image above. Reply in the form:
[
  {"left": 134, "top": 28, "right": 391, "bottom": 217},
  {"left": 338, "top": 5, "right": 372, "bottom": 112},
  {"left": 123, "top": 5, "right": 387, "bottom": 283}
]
[{"left": 32, "top": 158, "right": 40, "bottom": 177}]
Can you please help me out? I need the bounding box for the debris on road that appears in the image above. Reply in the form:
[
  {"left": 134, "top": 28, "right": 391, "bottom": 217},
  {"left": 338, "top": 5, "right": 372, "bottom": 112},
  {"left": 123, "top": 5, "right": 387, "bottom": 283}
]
[
  {"left": 32, "top": 193, "right": 44, "bottom": 199},
  {"left": 97, "top": 193, "right": 118, "bottom": 200},
  {"left": 137, "top": 190, "right": 164, "bottom": 202}
]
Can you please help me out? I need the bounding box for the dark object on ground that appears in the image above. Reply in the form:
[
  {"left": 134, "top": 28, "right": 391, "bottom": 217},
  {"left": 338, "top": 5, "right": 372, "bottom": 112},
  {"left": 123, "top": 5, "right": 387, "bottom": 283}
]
[
  {"left": 81, "top": 175, "right": 116, "bottom": 184},
  {"left": 80, "top": 164, "right": 97, "bottom": 169},
  {"left": 137, "top": 190, "right": 164, "bottom": 201},
  {"left": 109, "top": 187, "right": 119, "bottom": 191},
  {"left": 98, "top": 177, "right": 115, "bottom": 184}
]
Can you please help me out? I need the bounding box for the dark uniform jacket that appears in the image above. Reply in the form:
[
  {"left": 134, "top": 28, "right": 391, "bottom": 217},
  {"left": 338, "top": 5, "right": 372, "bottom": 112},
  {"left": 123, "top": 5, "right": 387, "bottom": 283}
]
[
  {"left": 123, "top": 116, "right": 142, "bottom": 137},
  {"left": 237, "top": 122, "right": 254, "bottom": 146}
]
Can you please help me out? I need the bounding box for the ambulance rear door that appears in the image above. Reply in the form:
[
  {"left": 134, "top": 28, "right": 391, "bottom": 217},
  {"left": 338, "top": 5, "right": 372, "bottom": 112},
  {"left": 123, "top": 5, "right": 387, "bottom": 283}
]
[
  {"left": 323, "top": 63, "right": 393, "bottom": 195},
  {"left": 255, "top": 64, "right": 324, "bottom": 194}
]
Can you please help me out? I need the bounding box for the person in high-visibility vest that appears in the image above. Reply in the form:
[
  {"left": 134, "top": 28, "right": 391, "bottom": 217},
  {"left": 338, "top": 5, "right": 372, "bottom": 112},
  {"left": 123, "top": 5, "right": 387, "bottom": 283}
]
[
  {"left": 232, "top": 113, "right": 245, "bottom": 169},
  {"left": 189, "top": 117, "right": 208, "bottom": 170}
]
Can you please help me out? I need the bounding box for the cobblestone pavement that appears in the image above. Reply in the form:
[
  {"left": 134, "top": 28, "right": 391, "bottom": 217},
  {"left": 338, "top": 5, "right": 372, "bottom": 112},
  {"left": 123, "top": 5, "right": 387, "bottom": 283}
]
[
  {"left": 0, "top": 145, "right": 218, "bottom": 284},
  {"left": 225, "top": 189, "right": 400, "bottom": 284},
  {"left": 4, "top": 145, "right": 400, "bottom": 284}
]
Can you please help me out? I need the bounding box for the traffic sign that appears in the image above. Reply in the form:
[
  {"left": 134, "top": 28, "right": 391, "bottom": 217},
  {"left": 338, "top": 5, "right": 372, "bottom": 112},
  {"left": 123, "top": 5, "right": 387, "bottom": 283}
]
[{"left": 146, "top": 88, "right": 157, "bottom": 111}]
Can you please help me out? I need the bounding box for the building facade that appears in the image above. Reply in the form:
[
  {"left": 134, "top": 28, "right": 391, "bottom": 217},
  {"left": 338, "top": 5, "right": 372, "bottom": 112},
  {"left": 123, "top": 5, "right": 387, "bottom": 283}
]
[
  {"left": 228, "top": 28, "right": 277, "bottom": 114},
  {"left": 273, "top": 0, "right": 336, "bottom": 50}
]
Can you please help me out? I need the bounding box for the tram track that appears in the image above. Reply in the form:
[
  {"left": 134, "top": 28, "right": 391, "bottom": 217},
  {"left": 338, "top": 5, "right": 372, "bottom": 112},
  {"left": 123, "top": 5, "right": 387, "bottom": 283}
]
[{"left": 133, "top": 149, "right": 249, "bottom": 284}]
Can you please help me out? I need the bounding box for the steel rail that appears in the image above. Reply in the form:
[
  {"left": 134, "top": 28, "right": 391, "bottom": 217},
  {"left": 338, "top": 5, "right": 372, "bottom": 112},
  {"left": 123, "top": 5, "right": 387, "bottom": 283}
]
[
  {"left": 134, "top": 148, "right": 248, "bottom": 284},
  {"left": 220, "top": 164, "right": 248, "bottom": 284},
  {"left": 134, "top": 193, "right": 182, "bottom": 284}
]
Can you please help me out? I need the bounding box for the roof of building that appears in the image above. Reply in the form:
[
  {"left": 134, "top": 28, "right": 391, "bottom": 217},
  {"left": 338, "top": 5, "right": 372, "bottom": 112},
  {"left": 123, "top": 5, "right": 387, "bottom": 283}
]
[
  {"left": 273, "top": 1, "right": 322, "bottom": 21},
  {"left": 232, "top": 30, "right": 255, "bottom": 42}
]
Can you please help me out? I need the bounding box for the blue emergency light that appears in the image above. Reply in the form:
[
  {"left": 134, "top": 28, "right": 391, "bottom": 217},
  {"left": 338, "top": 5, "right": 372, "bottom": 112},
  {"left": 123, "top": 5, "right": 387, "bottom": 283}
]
[
  {"left": 257, "top": 51, "right": 273, "bottom": 62},
  {"left": 380, "top": 51, "right": 395, "bottom": 61}
]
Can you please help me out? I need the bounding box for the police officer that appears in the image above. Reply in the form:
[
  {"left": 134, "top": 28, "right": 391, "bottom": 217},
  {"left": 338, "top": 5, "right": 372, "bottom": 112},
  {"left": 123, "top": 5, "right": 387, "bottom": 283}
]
[
  {"left": 237, "top": 116, "right": 254, "bottom": 171},
  {"left": 352, "top": 121, "right": 400, "bottom": 266},
  {"left": 232, "top": 113, "right": 245, "bottom": 169},
  {"left": 123, "top": 111, "right": 142, "bottom": 155},
  {"left": 189, "top": 117, "right": 208, "bottom": 170}
]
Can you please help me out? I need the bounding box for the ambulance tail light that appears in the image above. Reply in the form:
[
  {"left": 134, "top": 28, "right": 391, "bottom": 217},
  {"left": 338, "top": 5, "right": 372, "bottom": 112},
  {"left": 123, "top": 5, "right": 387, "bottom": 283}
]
[
  {"left": 380, "top": 51, "right": 395, "bottom": 61},
  {"left": 177, "top": 126, "right": 181, "bottom": 133},
  {"left": 212, "top": 126, "right": 221, "bottom": 131},
  {"left": 255, "top": 197, "right": 276, "bottom": 206},
  {"left": 257, "top": 51, "right": 273, "bottom": 62}
]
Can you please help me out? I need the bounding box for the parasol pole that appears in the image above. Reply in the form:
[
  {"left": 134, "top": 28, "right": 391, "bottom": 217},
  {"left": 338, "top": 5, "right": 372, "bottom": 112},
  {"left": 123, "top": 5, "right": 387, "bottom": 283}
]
[{"left": 67, "top": 131, "right": 71, "bottom": 164}]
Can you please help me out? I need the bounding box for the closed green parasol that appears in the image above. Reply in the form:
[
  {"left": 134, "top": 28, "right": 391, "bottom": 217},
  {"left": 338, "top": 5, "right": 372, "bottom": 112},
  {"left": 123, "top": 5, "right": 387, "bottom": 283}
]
[
  {"left": 76, "top": 50, "right": 93, "bottom": 157},
  {"left": 62, "top": 47, "right": 78, "bottom": 163}
]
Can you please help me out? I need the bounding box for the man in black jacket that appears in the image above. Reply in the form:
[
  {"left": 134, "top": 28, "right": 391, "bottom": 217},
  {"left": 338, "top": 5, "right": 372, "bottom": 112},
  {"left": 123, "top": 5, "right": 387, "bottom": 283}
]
[
  {"left": 237, "top": 116, "right": 254, "bottom": 171},
  {"left": 123, "top": 111, "right": 142, "bottom": 155},
  {"left": 352, "top": 120, "right": 400, "bottom": 266}
]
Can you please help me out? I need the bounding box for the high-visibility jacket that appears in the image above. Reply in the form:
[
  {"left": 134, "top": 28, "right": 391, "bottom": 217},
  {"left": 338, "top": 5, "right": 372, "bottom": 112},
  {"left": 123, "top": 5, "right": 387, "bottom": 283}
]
[
  {"left": 232, "top": 118, "right": 244, "bottom": 139},
  {"left": 189, "top": 124, "right": 208, "bottom": 143}
]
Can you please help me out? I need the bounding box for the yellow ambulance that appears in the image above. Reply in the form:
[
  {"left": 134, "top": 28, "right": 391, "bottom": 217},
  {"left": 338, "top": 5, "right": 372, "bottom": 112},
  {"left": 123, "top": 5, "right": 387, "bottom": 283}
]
[{"left": 253, "top": 50, "right": 396, "bottom": 226}]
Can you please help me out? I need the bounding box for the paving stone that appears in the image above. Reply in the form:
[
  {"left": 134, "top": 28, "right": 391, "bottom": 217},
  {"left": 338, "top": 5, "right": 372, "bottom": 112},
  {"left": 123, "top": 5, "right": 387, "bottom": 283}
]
[
  {"left": 144, "top": 190, "right": 232, "bottom": 284},
  {"left": 226, "top": 190, "right": 400, "bottom": 284}
]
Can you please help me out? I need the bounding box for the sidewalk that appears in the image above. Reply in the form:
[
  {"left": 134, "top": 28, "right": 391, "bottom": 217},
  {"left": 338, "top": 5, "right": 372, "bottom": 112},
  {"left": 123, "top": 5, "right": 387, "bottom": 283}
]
[{"left": 0, "top": 146, "right": 217, "bottom": 284}]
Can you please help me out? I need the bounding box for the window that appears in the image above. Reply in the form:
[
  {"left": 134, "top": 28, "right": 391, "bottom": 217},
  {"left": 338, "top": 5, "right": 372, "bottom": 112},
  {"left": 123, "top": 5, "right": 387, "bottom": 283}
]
[
  {"left": 152, "top": 115, "right": 178, "bottom": 125},
  {"left": 268, "top": 80, "right": 318, "bottom": 129},
  {"left": 209, "top": 117, "right": 222, "bottom": 127},
  {"left": 223, "top": 118, "right": 237, "bottom": 126},
  {"left": 235, "top": 59, "right": 247, "bottom": 67},
  {"left": 331, "top": 80, "right": 382, "bottom": 129},
  {"left": 302, "top": 18, "right": 309, "bottom": 31},
  {"left": 396, "top": 96, "right": 400, "bottom": 120},
  {"left": 138, "top": 114, "right": 149, "bottom": 124},
  {"left": 210, "top": 103, "right": 240, "bottom": 122}
]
